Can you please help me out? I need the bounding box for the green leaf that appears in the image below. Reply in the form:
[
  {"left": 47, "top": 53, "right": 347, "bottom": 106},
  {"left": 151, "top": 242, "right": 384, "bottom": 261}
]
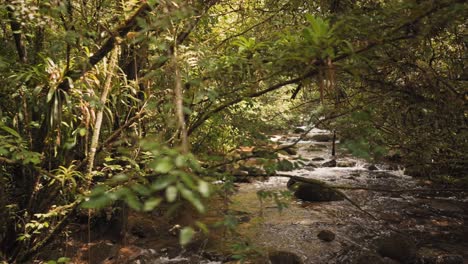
[
  {"left": 154, "top": 157, "right": 174, "bottom": 173},
  {"left": 81, "top": 195, "right": 112, "bottom": 209},
  {"left": 0, "top": 123, "right": 21, "bottom": 138},
  {"left": 175, "top": 155, "right": 186, "bottom": 168},
  {"left": 125, "top": 192, "right": 142, "bottom": 211},
  {"left": 195, "top": 221, "right": 209, "bottom": 234},
  {"left": 109, "top": 174, "right": 128, "bottom": 183},
  {"left": 180, "top": 187, "right": 205, "bottom": 213},
  {"left": 166, "top": 186, "right": 178, "bottom": 202},
  {"left": 151, "top": 176, "right": 175, "bottom": 191},
  {"left": 57, "top": 257, "right": 71, "bottom": 263},
  {"left": 143, "top": 197, "right": 163, "bottom": 211},
  {"left": 46, "top": 87, "right": 56, "bottom": 103},
  {"left": 198, "top": 180, "right": 210, "bottom": 198},
  {"left": 179, "top": 227, "right": 195, "bottom": 246}
]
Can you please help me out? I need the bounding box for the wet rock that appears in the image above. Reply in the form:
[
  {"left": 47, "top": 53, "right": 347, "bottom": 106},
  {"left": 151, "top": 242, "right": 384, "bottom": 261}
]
[
  {"left": 279, "top": 144, "right": 298, "bottom": 155},
  {"left": 85, "top": 241, "right": 118, "bottom": 263},
  {"left": 376, "top": 233, "right": 417, "bottom": 263},
  {"left": 354, "top": 252, "right": 400, "bottom": 264},
  {"left": 322, "top": 159, "right": 337, "bottom": 167},
  {"left": 381, "top": 164, "right": 400, "bottom": 171},
  {"left": 404, "top": 165, "right": 428, "bottom": 177},
  {"left": 310, "top": 134, "right": 333, "bottom": 142},
  {"left": 284, "top": 148, "right": 298, "bottom": 155},
  {"left": 419, "top": 254, "right": 464, "bottom": 264},
  {"left": 428, "top": 200, "right": 464, "bottom": 217},
  {"left": 268, "top": 251, "right": 302, "bottom": 264},
  {"left": 307, "top": 145, "right": 328, "bottom": 151},
  {"left": 368, "top": 164, "right": 379, "bottom": 171},
  {"left": 311, "top": 157, "right": 325, "bottom": 161},
  {"left": 317, "top": 230, "right": 335, "bottom": 242},
  {"left": 287, "top": 178, "right": 298, "bottom": 190},
  {"left": 294, "top": 127, "right": 306, "bottom": 133},
  {"left": 375, "top": 172, "right": 398, "bottom": 179},
  {"left": 288, "top": 179, "right": 344, "bottom": 202},
  {"left": 337, "top": 160, "right": 357, "bottom": 167},
  {"left": 304, "top": 163, "right": 317, "bottom": 169}
]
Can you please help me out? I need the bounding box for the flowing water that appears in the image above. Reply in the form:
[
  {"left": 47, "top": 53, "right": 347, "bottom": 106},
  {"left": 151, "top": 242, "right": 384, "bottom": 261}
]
[
  {"left": 55, "top": 128, "right": 467, "bottom": 263},
  {"left": 204, "top": 127, "right": 468, "bottom": 263}
]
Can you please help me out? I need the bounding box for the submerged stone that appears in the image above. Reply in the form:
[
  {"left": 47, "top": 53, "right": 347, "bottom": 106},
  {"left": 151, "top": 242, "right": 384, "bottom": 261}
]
[
  {"left": 317, "top": 230, "right": 336, "bottom": 242},
  {"left": 376, "top": 233, "right": 417, "bottom": 263},
  {"left": 269, "top": 251, "right": 302, "bottom": 264}
]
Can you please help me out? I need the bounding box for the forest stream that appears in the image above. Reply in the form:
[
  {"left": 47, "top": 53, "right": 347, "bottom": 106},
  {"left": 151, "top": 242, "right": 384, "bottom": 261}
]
[{"left": 45, "top": 128, "right": 468, "bottom": 264}]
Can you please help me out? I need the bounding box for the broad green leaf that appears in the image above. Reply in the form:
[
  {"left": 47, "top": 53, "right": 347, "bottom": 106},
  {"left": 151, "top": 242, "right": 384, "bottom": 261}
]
[
  {"left": 179, "top": 227, "right": 195, "bottom": 246},
  {"left": 151, "top": 176, "right": 175, "bottom": 191},
  {"left": 57, "top": 257, "right": 71, "bottom": 263},
  {"left": 143, "top": 197, "right": 163, "bottom": 211},
  {"left": 198, "top": 180, "right": 210, "bottom": 198},
  {"left": 125, "top": 192, "right": 142, "bottom": 211},
  {"left": 154, "top": 157, "right": 174, "bottom": 173},
  {"left": 0, "top": 123, "right": 20, "bottom": 138},
  {"left": 166, "top": 186, "right": 178, "bottom": 202},
  {"left": 81, "top": 195, "right": 112, "bottom": 209},
  {"left": 180, "top": 187, "right": 205, "bottom": 213}
]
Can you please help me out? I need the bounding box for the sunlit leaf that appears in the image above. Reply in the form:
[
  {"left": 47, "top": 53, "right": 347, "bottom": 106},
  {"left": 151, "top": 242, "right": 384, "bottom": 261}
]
[
  {"left": 166, "top": 186, "right": 178, "bottom": 202},
  {"left": 179, "top": 227, "right": 195, "bottom": 246}
]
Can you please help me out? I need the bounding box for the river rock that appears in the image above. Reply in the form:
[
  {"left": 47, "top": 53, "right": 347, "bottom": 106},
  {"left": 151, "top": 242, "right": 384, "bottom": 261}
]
[
  {"left": 268, "top": 251, "right": 302, "bottom": 264},
  {"left": 310, "top": 134, "right": 333, "bottom": 142},
  {"left": 279, "top": 144, "right": 298, "bottom": 155},
  {"left": 294, "top": 127, "right": 306, "bottom": 133},
  {"left": 368, "top": 164, "right": 379, "bottom": 171},
  {"left": 317, "top": 230, "right": 335, "bottom": 242},
  {"left": 84, "top": 241, "right": 118, "bottom": 263},
  {"left": 419, "top": 254, "right": 464, "bottom": 264},
  {"left": 354, "top": 252, "right": 401, "bottom": 264},
  {"left": 322, "top": 159, "right": 337, "bottom": 167},
  {"left": 311, "top": 157, "right": 325, "bottom": 161},
  {"left": 337, "top": 160, "right": 357, "bottom": 167},
  {"left": 288, "top": 179, "right": 344, "bottom": 202},
  {"left": 307, "top": 144, "right": 328, "bottom": 151},
  {"left": 376, "top": 233, "right": 417, "bottom": 263}
]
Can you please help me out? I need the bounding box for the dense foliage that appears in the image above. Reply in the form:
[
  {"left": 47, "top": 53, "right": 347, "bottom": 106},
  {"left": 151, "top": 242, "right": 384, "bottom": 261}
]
[{"left": 0, "top": 0, "right": 466, "bottom": 262}]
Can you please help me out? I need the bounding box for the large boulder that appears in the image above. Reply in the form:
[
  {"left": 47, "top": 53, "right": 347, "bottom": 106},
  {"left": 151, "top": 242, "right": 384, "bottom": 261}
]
[
  {"left": 375, "top": 233, "right": 417, "bottom": 263},
  {"left": 269, "top": 251, "right": 302, "bottom": 264},
  {"left": 287, "top": 179, "right": 344, "bottom": 202}
]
